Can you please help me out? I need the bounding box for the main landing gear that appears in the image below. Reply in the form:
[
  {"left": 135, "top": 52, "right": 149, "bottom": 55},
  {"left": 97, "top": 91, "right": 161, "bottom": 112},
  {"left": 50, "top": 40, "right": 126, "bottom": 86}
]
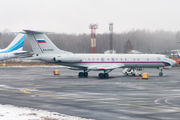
[
  {"left": 99, "top": 73, "right": 109, "bottom": 78},
  {"left": 78, "top": 70, "right": 90, "bottom": 78},
  {"left": 98, "top": 70, "right": 112, "bottom": 79},
  {"left": 159, "top": 68, "right": 163, "bottom": 76}
]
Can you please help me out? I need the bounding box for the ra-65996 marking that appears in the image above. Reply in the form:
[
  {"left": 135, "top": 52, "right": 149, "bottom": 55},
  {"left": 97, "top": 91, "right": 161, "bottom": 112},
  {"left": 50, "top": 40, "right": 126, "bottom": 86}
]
[{"left": 43, "top": 49, "right": 54, "bottom": 51}]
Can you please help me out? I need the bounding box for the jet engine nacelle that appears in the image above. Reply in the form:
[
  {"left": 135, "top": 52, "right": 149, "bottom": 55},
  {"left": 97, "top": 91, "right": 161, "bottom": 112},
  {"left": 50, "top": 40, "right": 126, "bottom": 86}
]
[{"left": 55, "top": 56, "right": 82, "bottom": 63}]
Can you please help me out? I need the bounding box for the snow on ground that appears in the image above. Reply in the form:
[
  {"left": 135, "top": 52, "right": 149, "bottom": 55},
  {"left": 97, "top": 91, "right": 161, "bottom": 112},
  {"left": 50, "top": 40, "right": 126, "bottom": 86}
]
[{"left": 0, "top": 104, "right": 94, "bottom": 120}]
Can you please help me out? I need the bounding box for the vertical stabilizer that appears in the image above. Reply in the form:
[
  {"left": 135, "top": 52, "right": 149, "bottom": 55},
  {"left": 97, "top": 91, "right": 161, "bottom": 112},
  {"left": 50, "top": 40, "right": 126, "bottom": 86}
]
[
  {"left": 3, "top": 33, "right": 26, "bottom": 52},
  {"left": 24, "top": 30, "right": 72, "bottom": 55},
  {"left": 178, "top": 52, "right": 180, "bottom": 58}
]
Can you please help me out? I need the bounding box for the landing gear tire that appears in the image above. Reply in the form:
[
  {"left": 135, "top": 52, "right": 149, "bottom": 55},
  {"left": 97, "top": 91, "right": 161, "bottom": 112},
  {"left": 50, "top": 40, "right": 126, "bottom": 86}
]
[
  {"left": 104, "top": 73, "right": 109, "bottom": 78},
  {"left": 78, "top": 72, "right": 88, "bottom": 78},
  {"left": 99, "top": 73, "right": 104, "bottom": 78},
  {"left": 159, "top": 72, "right": 163, "bottom": 76},
  {"left": 78, "top": 72, "right": 84, "bottom": 78},
  {"left": 99, "top": 73, "right": 109, "bottom": 78},
  {"left": 84, "top": 72, "right": 88, "bottom": 77}
]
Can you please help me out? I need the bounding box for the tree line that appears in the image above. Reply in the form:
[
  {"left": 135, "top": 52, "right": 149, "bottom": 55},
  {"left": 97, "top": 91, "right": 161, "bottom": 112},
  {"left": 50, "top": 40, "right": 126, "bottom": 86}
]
[{"left": 0, "top": 29, "right": 180, "bottom": 54}]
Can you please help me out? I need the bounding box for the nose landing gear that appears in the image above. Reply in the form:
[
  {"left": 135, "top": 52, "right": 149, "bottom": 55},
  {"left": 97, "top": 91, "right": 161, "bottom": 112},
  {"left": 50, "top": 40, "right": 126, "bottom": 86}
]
[{"left": 159, "top": 68, "right": 163, "bottom": 76}]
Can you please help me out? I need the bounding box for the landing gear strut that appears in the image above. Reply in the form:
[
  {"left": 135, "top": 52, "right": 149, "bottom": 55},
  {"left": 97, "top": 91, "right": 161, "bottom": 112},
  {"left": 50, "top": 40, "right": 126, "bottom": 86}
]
[
  {"left": 159, "top": 68, "right": 163, "bottom": 76},
  {"left": 78, "top": 70, "right": 89, "bottom": 78}
]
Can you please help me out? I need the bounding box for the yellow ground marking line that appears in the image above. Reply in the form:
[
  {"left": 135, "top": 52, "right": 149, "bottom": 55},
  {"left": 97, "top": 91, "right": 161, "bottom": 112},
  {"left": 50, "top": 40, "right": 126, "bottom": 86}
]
[
  {"left": 24, "top": 85, "right": 165, "bottom": 100},
  {"left": 0, "top": 89, "right": 25, "bottom": 93},
  {"left": 23, "top": 89, "right": 180, "bottom": 113}
]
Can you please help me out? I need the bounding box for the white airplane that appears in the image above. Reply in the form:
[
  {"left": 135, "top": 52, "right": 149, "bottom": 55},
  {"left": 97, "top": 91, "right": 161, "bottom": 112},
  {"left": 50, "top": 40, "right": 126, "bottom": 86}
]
[
  {"left": 24, "top": 30, "right": 177, "bottom": 78},
  {"left": 0, "top": 33, "right": 27, "bottom": 61}
]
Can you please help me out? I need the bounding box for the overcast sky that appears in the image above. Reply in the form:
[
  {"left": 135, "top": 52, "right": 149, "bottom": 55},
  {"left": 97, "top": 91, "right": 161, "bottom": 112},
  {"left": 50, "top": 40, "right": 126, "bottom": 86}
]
[{"left": 0, "top": 0, "right": 180, "bottom": 34}]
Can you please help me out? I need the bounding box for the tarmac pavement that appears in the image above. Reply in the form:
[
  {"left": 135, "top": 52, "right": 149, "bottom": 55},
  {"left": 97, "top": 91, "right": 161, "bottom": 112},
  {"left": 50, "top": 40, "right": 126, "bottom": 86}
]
[{"left": 0, "top": 66, "right": 180, "bottom": 120}]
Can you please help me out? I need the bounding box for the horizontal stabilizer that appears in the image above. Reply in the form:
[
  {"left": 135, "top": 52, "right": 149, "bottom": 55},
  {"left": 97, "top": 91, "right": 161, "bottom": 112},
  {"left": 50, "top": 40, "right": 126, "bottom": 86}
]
[
  {"left": 23, "top": 30, "right": 51, "bottom": 34},
  {"left": 13, "top": 51, "right": 29, "bottom": 55}
]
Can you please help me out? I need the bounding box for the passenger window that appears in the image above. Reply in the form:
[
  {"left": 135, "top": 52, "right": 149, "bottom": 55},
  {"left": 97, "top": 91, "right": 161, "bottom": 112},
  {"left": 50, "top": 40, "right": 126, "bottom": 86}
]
[
  {"left": 112, "top": 58, "right": 115, "bottom": 61},
  {"left": 101, "top": 58, "right": 104, "bottom": 61},
  {"left": 107, "top": 58, "right": 109, "bottom": 61},
  {"left": 88, "top": 58, "right": 90, "bottom": 61},
  {"left": 97, "top": 58, "right": 99, "bottom": 61}
]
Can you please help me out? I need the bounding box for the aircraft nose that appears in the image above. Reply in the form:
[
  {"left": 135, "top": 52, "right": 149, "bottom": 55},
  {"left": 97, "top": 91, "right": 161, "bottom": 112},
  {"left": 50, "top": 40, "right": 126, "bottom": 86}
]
[{"left": 174, "top": 61, "right": 177, "bottom": 66}]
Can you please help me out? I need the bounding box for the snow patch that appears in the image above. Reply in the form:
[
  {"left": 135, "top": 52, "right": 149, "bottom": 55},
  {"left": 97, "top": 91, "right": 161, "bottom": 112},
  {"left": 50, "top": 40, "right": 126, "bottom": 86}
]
[{"left": 0, "top": 104, "right": 94, "bottom": 120}]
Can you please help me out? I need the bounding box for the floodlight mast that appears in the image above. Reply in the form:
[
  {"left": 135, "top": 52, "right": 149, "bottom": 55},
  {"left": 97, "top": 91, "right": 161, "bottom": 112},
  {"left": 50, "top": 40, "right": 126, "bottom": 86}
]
[
  {"left": 89, "top": 24, "right": 98, "bottom": 53},
  {"left": 109, "top": 22, "right": 113, "bottom": 50}
]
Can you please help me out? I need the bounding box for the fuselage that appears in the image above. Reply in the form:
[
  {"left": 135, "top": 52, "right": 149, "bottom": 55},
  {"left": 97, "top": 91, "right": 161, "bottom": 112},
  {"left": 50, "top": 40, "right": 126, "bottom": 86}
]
[
  {"left": 37, "top": 53, "right": 176, "bottom": 70},
  {"left": 0, "top": 51, "right": 17, "bottom": 61}
]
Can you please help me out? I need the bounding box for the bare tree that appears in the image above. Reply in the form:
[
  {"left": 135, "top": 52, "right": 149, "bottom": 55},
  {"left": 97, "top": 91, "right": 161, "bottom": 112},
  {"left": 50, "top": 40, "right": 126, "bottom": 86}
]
[{"left": 123, "top": 40, "right": 133, "bottom": 53}]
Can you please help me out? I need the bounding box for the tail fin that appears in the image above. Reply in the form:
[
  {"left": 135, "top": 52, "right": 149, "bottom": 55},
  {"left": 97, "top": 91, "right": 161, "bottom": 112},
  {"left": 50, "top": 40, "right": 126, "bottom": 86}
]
[
  {"left": 24, "top": 30, "right": 72, "bottom": 55},
  {"left": 3, "top": 33, "right": 26, "bottom": 52}
]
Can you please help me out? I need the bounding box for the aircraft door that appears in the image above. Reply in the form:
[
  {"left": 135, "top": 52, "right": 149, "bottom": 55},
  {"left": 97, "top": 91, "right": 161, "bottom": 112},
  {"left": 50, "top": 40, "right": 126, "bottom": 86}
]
[{"left": 157, "top": 57, "right": 161, "bottom": 65}]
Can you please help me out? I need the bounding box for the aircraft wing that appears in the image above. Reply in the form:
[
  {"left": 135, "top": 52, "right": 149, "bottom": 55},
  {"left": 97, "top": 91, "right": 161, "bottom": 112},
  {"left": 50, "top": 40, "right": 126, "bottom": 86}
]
[{"left": 88, "top": 64, "right": 124, "bottom": 71}]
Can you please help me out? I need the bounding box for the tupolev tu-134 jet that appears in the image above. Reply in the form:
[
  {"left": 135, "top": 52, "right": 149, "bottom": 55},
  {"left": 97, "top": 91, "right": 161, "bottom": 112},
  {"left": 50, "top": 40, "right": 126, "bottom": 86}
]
[{"left": 24, "top": 30, "right": 177, "bottom": 78}]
